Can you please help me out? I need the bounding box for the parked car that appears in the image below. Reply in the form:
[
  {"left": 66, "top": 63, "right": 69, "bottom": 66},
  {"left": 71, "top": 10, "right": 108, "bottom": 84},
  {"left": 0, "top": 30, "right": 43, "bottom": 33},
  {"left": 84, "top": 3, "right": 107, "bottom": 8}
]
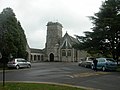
[
  {"left": 7, "top": 58, "right": 31, "bottom": 69},
  {"left": 78, "top": 57, "right": 95, "bottom": 68},
  {"left": 91, "top": 58, "right": 117, "bottom": 71},
  {"left": 78, "top": 58, "right": 84, "bottom": 66}
]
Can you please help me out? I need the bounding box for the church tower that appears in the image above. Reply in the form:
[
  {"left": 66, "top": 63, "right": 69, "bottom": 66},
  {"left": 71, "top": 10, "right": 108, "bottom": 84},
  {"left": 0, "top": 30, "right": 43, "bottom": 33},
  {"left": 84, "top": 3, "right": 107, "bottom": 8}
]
[{"left": 45, "top": 22, "right": 63, "bottom": 61}]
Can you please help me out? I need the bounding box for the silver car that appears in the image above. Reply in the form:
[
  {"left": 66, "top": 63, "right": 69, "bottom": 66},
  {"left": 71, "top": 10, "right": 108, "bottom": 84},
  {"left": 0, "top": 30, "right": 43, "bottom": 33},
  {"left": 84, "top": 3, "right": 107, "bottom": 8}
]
[
  {"left": 7, "top": 58, "right": 31, "bottom": 69},
  {"left": 78, "top": 57, "right": 95, "bottom": 68}
]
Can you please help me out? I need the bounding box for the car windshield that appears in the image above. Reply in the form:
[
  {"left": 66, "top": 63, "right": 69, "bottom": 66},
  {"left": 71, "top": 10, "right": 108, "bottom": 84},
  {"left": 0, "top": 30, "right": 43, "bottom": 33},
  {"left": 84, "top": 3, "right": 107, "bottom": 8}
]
[
  {"left": 106, "top": 58, "right": 116, "bottom": 62},
  {"left": 22, "top": 60, "right": 27, "bottom": 62}
]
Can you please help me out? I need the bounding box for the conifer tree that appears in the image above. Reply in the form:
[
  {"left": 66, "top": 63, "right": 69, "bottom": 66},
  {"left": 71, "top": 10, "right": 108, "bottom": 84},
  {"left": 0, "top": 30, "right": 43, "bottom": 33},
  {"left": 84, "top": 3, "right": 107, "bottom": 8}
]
[
  {"left": 0, "top": 7, "right": 27, "bottom": 63},
  {"left": 75, "top": 0, "right": 120, "bottom": 60}
]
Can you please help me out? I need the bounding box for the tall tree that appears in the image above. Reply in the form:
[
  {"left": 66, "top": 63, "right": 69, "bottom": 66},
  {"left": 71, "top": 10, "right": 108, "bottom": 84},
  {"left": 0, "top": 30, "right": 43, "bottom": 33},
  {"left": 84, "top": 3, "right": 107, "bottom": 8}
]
[
  {"left": 0, "top": 7, "right": 27, "bottom": 62},
  {"left": 75, "top": 0, "right": 120, "bottom": 59},
  {"left": 90, "top": 0, "right": 120, "bottom": 59}
]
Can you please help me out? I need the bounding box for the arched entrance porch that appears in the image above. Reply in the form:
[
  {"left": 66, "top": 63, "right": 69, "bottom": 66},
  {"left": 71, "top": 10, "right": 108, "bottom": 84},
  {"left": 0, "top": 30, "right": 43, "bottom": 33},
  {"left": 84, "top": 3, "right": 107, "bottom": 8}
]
[{"left": 49, "top": 53, "right": 54, "bottom": 62}]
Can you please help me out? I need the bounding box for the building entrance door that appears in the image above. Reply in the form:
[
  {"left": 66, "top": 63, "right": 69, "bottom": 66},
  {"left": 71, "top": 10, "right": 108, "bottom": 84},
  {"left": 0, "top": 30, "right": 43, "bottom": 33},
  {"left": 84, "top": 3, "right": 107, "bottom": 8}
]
[{"left": 50, "top": 53, "right": 54, "bottom": 62}]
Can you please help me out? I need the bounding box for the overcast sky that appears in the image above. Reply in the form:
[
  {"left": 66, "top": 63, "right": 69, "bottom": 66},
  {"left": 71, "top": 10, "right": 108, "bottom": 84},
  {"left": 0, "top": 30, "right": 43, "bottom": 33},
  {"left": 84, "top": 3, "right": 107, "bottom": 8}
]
[{"left": 0, "top": 0, "right": 105, "bottom": 49}]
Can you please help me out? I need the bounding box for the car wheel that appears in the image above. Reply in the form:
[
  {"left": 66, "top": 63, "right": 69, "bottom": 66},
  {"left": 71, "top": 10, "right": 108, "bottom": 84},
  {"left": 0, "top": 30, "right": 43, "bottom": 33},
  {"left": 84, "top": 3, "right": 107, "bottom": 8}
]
[
  {"left": 102, "top": 66, "right": 106, "bottom": 71},
  {"left": 16, "top": 65, "right": 19, "bottom": 69},
  {"left": 27, "top": 64, "right": 31, "bottom": 68}
]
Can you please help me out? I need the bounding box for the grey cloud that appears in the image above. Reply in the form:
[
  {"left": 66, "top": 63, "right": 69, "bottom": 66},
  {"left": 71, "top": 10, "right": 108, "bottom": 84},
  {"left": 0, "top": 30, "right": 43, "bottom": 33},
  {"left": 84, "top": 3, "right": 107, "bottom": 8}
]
[{"left": 0, "top": 0, "right": 105, "bottom": 48}]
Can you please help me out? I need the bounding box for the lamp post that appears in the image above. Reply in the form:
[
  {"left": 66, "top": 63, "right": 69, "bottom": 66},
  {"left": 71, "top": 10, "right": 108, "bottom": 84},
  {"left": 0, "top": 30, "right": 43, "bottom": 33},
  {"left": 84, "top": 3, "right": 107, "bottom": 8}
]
[
  {"left": 3, "top": 55, "right": 5, "bottom": 87},
  {"left": 0, "top": 27, "right": 7, "bottom": 87},
  {"left": 0, "top": 29, "right": 5, "bottom": 87}
]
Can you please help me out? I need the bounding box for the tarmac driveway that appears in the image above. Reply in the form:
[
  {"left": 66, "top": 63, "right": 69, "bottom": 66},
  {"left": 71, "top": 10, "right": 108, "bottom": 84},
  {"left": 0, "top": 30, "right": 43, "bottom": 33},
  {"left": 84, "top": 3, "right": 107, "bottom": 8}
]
[{"left": 0, "top": 62, "right": 120, "bottom": 90}]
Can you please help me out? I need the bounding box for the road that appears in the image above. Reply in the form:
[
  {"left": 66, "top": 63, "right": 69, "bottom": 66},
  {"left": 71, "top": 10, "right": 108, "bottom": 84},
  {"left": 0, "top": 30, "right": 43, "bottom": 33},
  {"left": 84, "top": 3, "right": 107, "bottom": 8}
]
[{"left": 0, "top": 62, "right": 120, "bottom": 90}]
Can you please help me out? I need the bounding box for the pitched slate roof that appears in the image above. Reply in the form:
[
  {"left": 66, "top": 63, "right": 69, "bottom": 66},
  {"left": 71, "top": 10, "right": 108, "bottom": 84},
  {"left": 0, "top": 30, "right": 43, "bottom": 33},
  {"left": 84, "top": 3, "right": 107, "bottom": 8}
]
[{"left": 60, "top": 32, "right": 79, "bottom": 49}]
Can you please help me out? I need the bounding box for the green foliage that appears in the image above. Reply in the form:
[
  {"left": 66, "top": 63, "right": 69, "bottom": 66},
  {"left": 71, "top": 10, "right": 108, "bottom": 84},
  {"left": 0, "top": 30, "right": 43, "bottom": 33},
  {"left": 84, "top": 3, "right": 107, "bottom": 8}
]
[
  {"left": 0, "top": 7, "right": 27, "bottom": 61},
  {"left": 75, "top": 0, "right": 120, "bottom": 58}
]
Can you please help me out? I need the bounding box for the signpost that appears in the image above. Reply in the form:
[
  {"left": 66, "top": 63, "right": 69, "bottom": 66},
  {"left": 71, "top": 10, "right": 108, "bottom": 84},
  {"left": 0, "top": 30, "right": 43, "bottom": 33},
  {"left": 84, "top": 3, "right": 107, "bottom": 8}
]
[
  {"left": 0, "top": 52, "right": 5, "bottom": 87},
  {"left": 0, "top": 52, "right": 2, "bottom": 59},
  {"left": 3, "top": 58, "right": 5, "bottom": 87}
]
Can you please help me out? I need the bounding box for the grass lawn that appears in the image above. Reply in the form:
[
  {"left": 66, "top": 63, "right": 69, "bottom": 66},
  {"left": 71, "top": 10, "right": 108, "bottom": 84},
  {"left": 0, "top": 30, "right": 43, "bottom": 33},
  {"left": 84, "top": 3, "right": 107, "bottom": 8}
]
[{"left": 0, "top": 82, "right": 86, "bottom": 90}]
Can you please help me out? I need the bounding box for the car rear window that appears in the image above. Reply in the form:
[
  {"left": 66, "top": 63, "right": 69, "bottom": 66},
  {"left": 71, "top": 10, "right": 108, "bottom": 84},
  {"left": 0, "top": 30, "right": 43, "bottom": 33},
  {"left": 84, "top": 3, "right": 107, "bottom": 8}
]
[
  {"left": 17, "top": 60, "right": 22, "bottom": 62},
  {"left": 106, "top": 58, "right": 115, "bottom": 62},
  {"left": 88, "top": 58, "right": 94, "bottom": 61}
]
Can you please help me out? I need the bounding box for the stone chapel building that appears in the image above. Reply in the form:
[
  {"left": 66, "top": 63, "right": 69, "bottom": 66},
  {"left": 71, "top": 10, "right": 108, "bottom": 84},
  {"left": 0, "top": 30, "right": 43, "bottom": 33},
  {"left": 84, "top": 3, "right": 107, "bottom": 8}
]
[{"left": 27, "top": 22, "right": 87, "bottom": 62}]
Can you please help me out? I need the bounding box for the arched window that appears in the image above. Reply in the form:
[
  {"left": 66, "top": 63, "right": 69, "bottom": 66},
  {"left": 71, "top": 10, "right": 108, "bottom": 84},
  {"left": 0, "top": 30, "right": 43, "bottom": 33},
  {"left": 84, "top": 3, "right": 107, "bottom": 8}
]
[
  {"left": 31, "top": 55, "right": 33, "bottom": 60},
  {"left": 34, "top": 55, "right": 36, "bottom": 60},
  {"left": 38, "top": 55, "right": 40, "bottom": 60},
  {"left": 41, "top": 55, "right": 44, "bottom": 61}
]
